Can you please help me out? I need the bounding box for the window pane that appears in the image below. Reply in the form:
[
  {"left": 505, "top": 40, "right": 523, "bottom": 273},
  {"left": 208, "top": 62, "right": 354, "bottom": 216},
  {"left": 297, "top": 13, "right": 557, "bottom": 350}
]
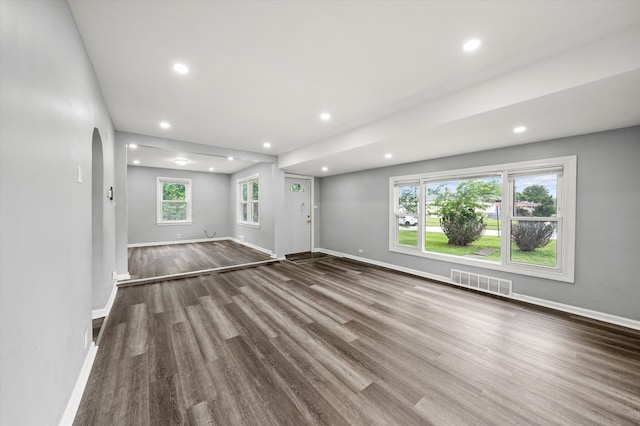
[
  {"left": 510, "top": 220, "right": 557, "bottom": 267},
  {"left": 252, "top": 180, "right": 259, "bottom": 201},
  {"left": 425, "top": 177, "right": 501, "bottom": 261},
  {"left": 163, "top": 182, "right": 186, "bottom": 201},
  {"left": 513, "top": 174, "right": 557, "bottom": 217},
  {"left": 289, "top": 183, "right": 304, "bottom": 192},
  {"left": 241, "top": 203, "right": 248, "bottom": 221},
  {"left": 162, "top": 202, "right": 187, "bottom": 221},
  {"left": 241, "top": 182, "right": 248, "bottom": 202},
  {"left": 397, "top": 184, "right": 418, "bottom": 247},
  {"left": 252, "top": 202, "right": 259, "bottom": 223}
]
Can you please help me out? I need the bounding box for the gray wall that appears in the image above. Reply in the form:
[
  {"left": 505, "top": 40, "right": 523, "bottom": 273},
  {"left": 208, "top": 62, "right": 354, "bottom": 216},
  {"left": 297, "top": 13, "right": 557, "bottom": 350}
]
[
  {"left": 319, "top": 126, "right": 640, "bottom": 321},
  {"left": 128, "top": 166, "right": 230, "bottom": 244},
  {"left": 0, "top": 0, "right": 116, "bottom": 424}
]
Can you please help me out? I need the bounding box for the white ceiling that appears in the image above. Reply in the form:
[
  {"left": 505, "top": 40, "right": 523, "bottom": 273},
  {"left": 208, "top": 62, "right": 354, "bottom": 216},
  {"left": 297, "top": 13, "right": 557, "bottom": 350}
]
[
  {"left": 68, "top": 0, "right": 640, "bottom": 176},
  {"left": 127, "top": 145, "right": 257, "bottom": 174}
]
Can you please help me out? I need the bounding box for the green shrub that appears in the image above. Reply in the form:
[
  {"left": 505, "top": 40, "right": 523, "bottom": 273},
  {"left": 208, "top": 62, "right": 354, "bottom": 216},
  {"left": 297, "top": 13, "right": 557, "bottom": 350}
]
[
  {"left": 511, "top": 221, "right": 555, "bottom": 252},
  {"left": 440, "top": 203, "right": 485, "bottom": 246}
]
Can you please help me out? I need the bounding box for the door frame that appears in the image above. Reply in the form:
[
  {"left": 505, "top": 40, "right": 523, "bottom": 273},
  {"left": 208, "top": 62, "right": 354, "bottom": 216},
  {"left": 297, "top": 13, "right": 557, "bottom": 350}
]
[{"left": 284, "top": 174, "right": 315, "bottom": 253}]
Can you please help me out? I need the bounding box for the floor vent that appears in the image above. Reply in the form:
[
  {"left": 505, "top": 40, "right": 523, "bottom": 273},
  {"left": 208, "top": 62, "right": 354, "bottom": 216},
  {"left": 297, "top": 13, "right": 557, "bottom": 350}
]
[{"left": 451, "top": 269, "right": 512, "bottom": 296}]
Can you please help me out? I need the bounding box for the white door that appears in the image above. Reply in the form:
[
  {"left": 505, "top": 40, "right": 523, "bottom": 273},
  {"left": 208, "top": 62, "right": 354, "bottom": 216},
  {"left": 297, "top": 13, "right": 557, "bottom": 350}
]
[{"left": 284, "top": 177, "right": 312, "bottom": 254}]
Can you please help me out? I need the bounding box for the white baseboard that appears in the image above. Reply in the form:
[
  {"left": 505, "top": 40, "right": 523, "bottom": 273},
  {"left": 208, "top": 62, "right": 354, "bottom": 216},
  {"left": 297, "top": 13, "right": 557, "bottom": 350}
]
[
  {"left": 92, "top": 284, "right": 118, "bottom": 320},
  {"left": 316, "top": 248, "right": 640, "bottom": 331},
  {"left": 511, "top": 293, "right": 640, "bottom": 331},
  {"left": 128, "top": 237, "right": 229, "bottom": 248},
  {"left": 231, "top": 238, "right": 275, "bottom": 257},
  {"left": 116, "top": 272, "right": 131, "bottom": 281},
  {"left": 58, "top": 343, "right": 98, "bottom": 426},
  {"left": 316, "top": 248, "right": 451, "bottom": 284}
]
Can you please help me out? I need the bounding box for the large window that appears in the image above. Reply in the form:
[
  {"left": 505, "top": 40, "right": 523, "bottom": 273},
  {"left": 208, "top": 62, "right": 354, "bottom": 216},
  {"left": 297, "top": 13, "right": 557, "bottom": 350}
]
[
  {"left": 157, "top": 177, "right": 192, "bottom": 224},
  {"left": 390, "top": 156, "right": 576, "bottom": 282},
  {"left": 238, "top": 175, "right": 259, "bottom": 226}
]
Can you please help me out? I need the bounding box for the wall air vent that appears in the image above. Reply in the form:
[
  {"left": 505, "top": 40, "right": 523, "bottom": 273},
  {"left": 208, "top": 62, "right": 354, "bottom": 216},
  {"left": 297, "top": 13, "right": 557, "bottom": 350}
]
[{"left": 451, "top": 269, "right": 512, "bottom": 296}]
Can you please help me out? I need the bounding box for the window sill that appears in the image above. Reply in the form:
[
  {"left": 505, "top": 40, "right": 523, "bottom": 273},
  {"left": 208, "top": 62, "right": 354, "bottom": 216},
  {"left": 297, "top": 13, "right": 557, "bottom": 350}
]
[
  {"left": 157, "top": 221, "right": 192, "bottom": 226},
  {"left": 237, "top": 222, "right": 261, "bottom": 229}
]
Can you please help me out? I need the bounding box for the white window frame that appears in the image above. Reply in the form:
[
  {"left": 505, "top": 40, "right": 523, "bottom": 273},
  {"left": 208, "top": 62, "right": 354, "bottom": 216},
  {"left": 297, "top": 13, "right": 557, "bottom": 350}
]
[
  {"left": 237, "top": 174, "right": 260, "bottom": 227},
  {"left": 389, "top": 156, "right": 576, "bottom": 282},
  {"left": 157, "top": 177, "right": 192, "bottom": 225}
]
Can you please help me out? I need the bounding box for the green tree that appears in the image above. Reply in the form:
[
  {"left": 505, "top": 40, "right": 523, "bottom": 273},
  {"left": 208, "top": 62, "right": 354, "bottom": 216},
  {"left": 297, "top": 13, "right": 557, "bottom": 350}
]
[
  {"left": 428, "top": 180, "right": 500, "bottom": 246},
  {"left": 398, "top": 186, "right": 418, "bottom": 215},
  {"left": 512, "top": 185, "right": 556, "bottom": 251},
  {"left": 519, "top": 185, "right": 556, "bottom": 217}
]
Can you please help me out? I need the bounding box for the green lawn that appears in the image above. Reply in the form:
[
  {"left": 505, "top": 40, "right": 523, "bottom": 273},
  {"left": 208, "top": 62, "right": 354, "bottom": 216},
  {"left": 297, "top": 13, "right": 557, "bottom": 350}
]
[{"left": 398, "top": 230, "right": 556, "bottom": 266}]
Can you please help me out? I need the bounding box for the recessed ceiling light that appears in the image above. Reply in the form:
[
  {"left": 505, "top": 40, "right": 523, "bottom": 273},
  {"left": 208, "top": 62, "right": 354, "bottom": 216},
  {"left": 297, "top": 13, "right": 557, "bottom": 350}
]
[
  {"left": 513, "top": 126, "right": 527, "bottom": 133},
  {"left": 160, "top": 121, "right": 170, "bottom": 129},
  {"left": 128, "top": 144, "right": 138, "bottom": 149},
  {"left": 173, "top": 63, "right": 189, "bottom": 74},
  {"left": 321, "top": 166, "right": 328, "bottom": 172},
  {"left": 463, "top": 38, "right": 481, "bottom": 52},
  {"left": 228, "top": 156, "right": 234, "bottom": 161},
  {"left": 133, "top": 160, "right": 140, "bottom": 164},
  {"left": 320, "top": 112, "right": 331, "bottom": 121},
  {"left": 263, "top": 141, "right": 271, "bottom": 148},
  {"left": 209, "top": 167, "right": 214, "bottom": 171},
  {"left": 174, "top": 158, "right": 189, "bottom": 165},
  {"left": 385, "top": 153, "right": 393, "bottom": 159}
]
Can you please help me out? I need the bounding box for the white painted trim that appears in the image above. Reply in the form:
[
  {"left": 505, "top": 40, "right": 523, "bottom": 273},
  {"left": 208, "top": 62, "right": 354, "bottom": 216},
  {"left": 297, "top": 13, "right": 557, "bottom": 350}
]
[
  {"left": 284, "top": 174, "right": 315, "bottom": 254},
  {"left": 316, "top": 248, "right": 451, "bottom": 284},
  {"left": 157, "top": 176, "right": 192, "bottom": 224},
  {"left": 231, "top": 238, "right": 275, "bottom": 257},
  {"left": 58, "top": 343, "right": 98, "bottom": 426},
  {"left": 92, "top": 283, "right": 118, "bottom": 319},
  {"left": 316, "top": 248, "right": 640, "bottom": 331},
  {"left": 116, "top": 272, "right": 131, "bottom": 281},
  {"left": 128, "top": 236, "right": 229, "bottom": 248},
  {"left": 512, "top": 293, "right": 640, "bottom": 331},
  {"left": 119, "top": 258, "right": 279, "bottom": 287}
]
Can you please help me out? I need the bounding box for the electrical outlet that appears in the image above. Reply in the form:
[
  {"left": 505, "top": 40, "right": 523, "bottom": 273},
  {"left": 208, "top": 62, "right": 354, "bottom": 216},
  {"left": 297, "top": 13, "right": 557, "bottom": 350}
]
[
  {"left": 112, "top": 270, "right": 117, "bottom": 280},
  {"left": 177, "top": 234, "right": 181, "bottom": 239},
  {"left": 358, "top": 249, "right": 364, "bottom": 253}
]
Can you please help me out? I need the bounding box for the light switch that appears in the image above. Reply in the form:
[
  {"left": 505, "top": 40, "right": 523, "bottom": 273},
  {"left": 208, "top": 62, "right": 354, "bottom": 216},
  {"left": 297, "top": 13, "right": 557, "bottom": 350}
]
[{"left": 77, "top": 165, "right": 83, "bottom": 183}]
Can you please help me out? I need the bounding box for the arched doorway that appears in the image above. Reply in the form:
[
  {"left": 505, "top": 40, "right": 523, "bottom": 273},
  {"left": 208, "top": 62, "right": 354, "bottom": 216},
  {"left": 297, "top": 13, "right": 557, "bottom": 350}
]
[{"left": 91, "top": 128, "right": 104, "bottom": 308}]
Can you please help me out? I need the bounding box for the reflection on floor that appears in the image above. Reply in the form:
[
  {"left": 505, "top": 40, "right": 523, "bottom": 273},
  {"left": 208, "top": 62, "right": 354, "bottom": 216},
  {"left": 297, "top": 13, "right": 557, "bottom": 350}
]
[{"left": 126, "top": 240, "right": 274, "bottom": 281}]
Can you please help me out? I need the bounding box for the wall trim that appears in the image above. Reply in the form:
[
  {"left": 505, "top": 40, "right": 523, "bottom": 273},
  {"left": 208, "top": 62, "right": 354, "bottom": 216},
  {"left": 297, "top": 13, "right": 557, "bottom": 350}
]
[
  {"left": 128, "top": 236, "right": 228, "bottom": 248},
  {"left": 58, "top": 343, "right": 98, "bottom": 426},
  {"left": 231, "top": 238, "right": 276, "bottom": 258},
  {"left": 511, "top": 293, "right": 640, "bottom": 331},
  {"left": 116, "top": 272, "right": 131, "bottom": 281},
  {"left": 91, "top": 283, "right": 118, "bottom": 320},
  {"left": 315, "top": 248, "right": 640, "bottom": 331}
]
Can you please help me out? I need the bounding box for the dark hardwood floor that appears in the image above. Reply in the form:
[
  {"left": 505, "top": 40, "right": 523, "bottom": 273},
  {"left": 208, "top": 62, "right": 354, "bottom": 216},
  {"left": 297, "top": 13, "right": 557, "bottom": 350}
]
[
  {"left": 75, "top": 257, "right": 640, "bottom": 425},
  {"left": 127, "top": 240, "right": 273, "bottom": 280}
]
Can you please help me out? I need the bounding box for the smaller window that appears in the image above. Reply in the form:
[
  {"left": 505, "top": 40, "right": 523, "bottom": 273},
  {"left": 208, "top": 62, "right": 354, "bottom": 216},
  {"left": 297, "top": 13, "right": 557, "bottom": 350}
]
[
  {"left": 289, "top": 183, "right": 305, "bottom": 192},
  {"left": 238, "top": 175, "right": 259, "bottom": 226},
  {"left": 157, "top": 177, "right": 192, "bottom": 224}
]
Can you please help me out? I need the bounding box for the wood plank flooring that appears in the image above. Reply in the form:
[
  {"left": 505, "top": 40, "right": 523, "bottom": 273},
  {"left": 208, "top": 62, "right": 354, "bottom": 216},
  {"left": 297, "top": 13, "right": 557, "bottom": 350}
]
[
  {"left": 74, "top": 257, "right": 640, "bottom": 425},
  {"left": 127, "top": 240, "right": 273, "bottom": 280}
]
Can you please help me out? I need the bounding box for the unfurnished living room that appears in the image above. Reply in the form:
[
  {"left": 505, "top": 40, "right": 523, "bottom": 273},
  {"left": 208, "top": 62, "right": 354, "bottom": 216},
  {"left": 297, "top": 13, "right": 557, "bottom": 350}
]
[{"left": 1, "top": 1, "right": 639, "bottom": 425}]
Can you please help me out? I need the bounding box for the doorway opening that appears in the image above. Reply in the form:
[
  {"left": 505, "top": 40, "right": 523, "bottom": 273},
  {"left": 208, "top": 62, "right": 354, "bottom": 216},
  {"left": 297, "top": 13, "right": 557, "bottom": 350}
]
[{"left": 284, "top": 176, "right": 313, "bottom": 255}]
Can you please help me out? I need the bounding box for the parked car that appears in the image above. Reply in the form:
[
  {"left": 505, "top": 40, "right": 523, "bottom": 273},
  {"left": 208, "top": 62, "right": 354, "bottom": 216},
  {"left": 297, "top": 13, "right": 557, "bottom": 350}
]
[{"left": 398, "top": 215, "right": 418, "bottom": 226}]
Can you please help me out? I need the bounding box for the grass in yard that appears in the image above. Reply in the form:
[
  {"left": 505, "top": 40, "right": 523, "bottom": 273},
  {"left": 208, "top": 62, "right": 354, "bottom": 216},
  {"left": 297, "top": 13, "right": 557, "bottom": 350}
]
[{"left": 398, "top": 230, "right": 556, "bottom": 266}]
